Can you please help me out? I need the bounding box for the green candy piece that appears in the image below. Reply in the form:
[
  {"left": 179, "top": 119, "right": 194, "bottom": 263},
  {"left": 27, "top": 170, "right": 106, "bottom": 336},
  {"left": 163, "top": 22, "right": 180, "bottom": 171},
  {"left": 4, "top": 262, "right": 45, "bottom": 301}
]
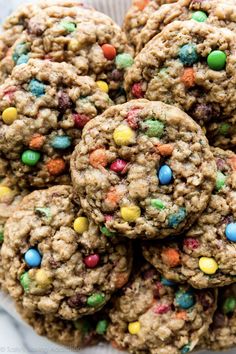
[
  {"left": 207, "top": 50, "right": 226, "bottom": 71},
  {"left": 74, "top": 319, "right": 92, "bottom": 333},
  {"left": 181, "top": 344, "right": 191, "bottom": 354},
  {"left": 87, "top": 293, "right": 105, "bottom": 307},
  {"left": 21, "top": 150, "right": 41, "bottom": 166},
  {"left": 215, "top": 171, "right": 226, "bottom": 191},
  {"left": 100, "top": 226, "right": 116, "bottom": 237},
  {"left": 219, "top": 123, "right": 230, "bottom": 136},
  {"left": 96, "top": 320, "right": 109, "bottom": 335},
  {"left": 60, "top": 21, "right": 76, "bottom": 32},
  {"left": 191, "top": 11, "right": 208, "bottom": 22},
  {"left": 20, "top": 272, "right": 31, "bottom": 292},
  {"left": 35, "top": 207, "right": 52, "bottom": 220},
  {"left": 0, "top": 230, "right": 3, "bottom": 243},
  {"left": 115, "top": 53, "right": 134, "bottom": 69},
  {"left": 223, "top": 297, "right": 236, "bottom": 314},
  {"left": 143, "top": 119, "right": 164, "bottom": 138},
  {"left": 151, "top": 199, "right": 165, "bottom": 210}
]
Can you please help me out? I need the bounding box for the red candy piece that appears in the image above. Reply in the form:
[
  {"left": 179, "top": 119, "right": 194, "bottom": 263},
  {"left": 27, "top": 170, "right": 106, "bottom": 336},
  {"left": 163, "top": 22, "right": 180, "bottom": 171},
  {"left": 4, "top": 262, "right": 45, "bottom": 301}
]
[
  {"left": 3, "top": 86, "right": 17, "bottom": 102},
  {"left": 73, "top": 113, "right": 91, "bottom": 128},
  {"left": 131, "top": 83, "right": 144, "bottom": 98},
  {"left": 84, "top": 254, "right": 100, "bottom": 268},
  {"left": 153, "top": 304, "right": 171, "bottom": 315},
  {"left": 183, "top": 238, "right": 200, "bottom": 250},
  {"left": 101, "top": 44, "right": 117, "bottom": 60},
  {"left": 110, "top": 159, "right": 128, "bottom": 174},
  {"left": 104, "top": 214, "right": 113, "bottom": 222},
  {"left": 126, "top": 108, "right": 141, "bottom": 129}
]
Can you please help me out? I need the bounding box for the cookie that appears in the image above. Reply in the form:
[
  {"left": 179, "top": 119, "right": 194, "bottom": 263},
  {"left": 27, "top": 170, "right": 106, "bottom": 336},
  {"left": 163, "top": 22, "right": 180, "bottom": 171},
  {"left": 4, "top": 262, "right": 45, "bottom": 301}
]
[
  {"left": 106, "top": 262, "right": 217, "bottom": 354},
  {"left": 123, "top": 0, "right": 176, "bottom": 52},
  {"left": 143, "top": 147, "right": 236, "bottom": 288},
  {"left": 137, "top": 0, "right": 236, "bottom": 52},
  {"left": 0, "top": 158, "right": 28, "bottom": 288},
  {"left": 71, "top": 99, "right": 216, "bottom": 240},
  {"left": 206, "top": 115, "right": 236, "bottom": 150},
  {"left": 16, "top": 302, "right": 107, "bottom": 349},
  {"left": 0, "top": 4, "right": 133, "bottom": 100},
  {"left": 0, "top": 59, "right": 112, "bottom": 188},
  {"left": 199, "top": 284, "right": 236, "bottom": 351},
  {"left": 1, "top": 185, "right": 132, "bottom": 320},
  {"left": 125, "top": 20, "right": 236, "bottom": 129}
]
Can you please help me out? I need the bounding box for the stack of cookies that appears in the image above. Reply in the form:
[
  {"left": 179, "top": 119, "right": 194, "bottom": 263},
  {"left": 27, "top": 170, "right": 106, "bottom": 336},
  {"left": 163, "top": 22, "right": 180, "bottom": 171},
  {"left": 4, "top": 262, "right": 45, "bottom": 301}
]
[{"left": 0, "top": 0, "right": 236, "bottom": 353}]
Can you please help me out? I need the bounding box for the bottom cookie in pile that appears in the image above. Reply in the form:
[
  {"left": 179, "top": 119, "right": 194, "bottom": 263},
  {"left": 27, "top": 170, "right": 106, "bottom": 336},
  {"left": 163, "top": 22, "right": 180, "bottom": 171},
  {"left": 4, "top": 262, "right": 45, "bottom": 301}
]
[
  {"left": 199, "top": 284, "right": 236, "bottom": 351},
  {"left": 1, "top": 185, "right": 132, "bottom": 320},
  {"left": 16, "top": 302, "right": 107, "bottom": 349},
  {"left": 143, "top": 147, "right": 236, "bottom": 289},
  {"left": 106, "top": 263, "right": 217, "bottom": 354}
]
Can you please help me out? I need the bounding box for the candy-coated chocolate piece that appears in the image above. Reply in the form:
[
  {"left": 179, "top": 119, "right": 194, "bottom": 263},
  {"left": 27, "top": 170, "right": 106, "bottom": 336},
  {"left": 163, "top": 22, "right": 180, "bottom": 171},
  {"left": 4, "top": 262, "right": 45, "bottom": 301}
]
[
  {"left": 73, "top": 217, "right": 89, "bottom": 234},
  {"left": 121, "top": 205, "right": 141, "bottom": 222},
  {"left": 51, "top": 136, "right": 71, "bottom": 149},
  {"left": 175, "top": 290, "right": 195, "bottom": 309},
  {"left": 28, "top": 79, "right": 45, "bottom": 97},
  {"left": 199, "top": 257, "right": 218, "bottom": 275},
  {"left": 101, "top": 44, "right": 116, "bottom": 60},
  {"left": 191, "top": 11, "right": 208, "bottom": 22},
  {"left": 21, "top": 150, "right": 41, "bottom": 166},
  {"left": 96, "top": 81, "right": 109, "bottom": 93},
  {"left": 225, "top": 223, "right": 236, "bottom": 242},
  {"left": 113, "top": 125, "right": 135, "bottom": 146},
  {"left": 2, "top": 107, "right": 18, "bottom": 125},
  {"left": 87, "top": 293, "right": 105, "bottom": 307},
  {"left": 84, "top": 254, "right": 100, "bottom": 268},
  {"left": 128, "top": 321, "right": 140, "bottom": 334},
  {"left": 24, "top": 248, "right": 42, "bottom": 268},
  {"left": 35, "top": 269, "right": 52, "bottom": 287},
  {"left": 158, "top": 165, "right": 173, "bottom": 185},
  {"left": 96, "top": 320, "right": 109, "bottom": 335},
  {"left": 20, "top": 272, "right": 30, "bottom": 292},
  {"left": 115, "top": 53, "right": 134, "bottom": 69},
  {"left": 179, "top": 44, "right": 198, "bottom": 66},
  {"left": 207, "top": 50, "right": 226, "bottom": 71}
]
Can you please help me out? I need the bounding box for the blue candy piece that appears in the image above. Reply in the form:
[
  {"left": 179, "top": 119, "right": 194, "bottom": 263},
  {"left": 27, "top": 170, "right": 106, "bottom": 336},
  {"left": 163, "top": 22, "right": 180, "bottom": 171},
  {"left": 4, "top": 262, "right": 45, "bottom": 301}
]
[
  {"left": 179, "top": 44, "right": 199, "bottom": 66},
  {"left": 175, "top": 290, "right": 195, "bottom": 309},
  {"left": 24, "top": 248, "right": 42, "bottom": 268},
  {"left": 29, "top": 79, "right": 45, "bottom": 97},
  {"left": 225, "top": 223, "right": 236, "bottom": 242},
  {"left": 16, "top": 54, "right": 29, "bottom": 65},
  {"left": 51, "top": 136, "right": 71, "bottom": 150},
  {"left": 158, "top": 165, "right": 173, "bottom": 185},
  {"left": 12, "top": 43, "right": 29, "bottom": 63},
  {"left": 168, "top": 208, "right": 186, "bottom": 228},
  {"left": 181, "top": 344, "right": 191, "bottom": 354},
  {"left": 161, "top": 277, "right": 176, "bottom": 287}
]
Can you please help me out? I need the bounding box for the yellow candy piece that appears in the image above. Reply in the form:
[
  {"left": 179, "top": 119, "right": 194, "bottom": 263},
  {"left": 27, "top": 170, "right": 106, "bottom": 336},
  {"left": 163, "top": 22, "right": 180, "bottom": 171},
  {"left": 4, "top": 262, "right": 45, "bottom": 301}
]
[
  {"left": 0, "top": 186, "right": 14, "bottom": 201},
  {"left": 128, "top": 321, "right": 141, "bottom": 335},
  {"left": 74, "top": 217, "right": 89, "bottom": 234},
  {"left": 35, "top": 269, "right": 52, "bottom": 287},
  {"left": 96, "top": 80, "right": 109, "bottom": 93},
  {"left": 113, "top": 125, "right": 135, "bottom": 146},
  {"left": 2, "top": 107, "right": 18, "bottom": 125},
  {"left": 199, "top": 257, "right": 218, "bottom": 275},
  {"left": 68, "top": 38, "right": 79, "bottom": 51},
  {"left": 121, "top": 205, "right": 141, "bottom": 222}
]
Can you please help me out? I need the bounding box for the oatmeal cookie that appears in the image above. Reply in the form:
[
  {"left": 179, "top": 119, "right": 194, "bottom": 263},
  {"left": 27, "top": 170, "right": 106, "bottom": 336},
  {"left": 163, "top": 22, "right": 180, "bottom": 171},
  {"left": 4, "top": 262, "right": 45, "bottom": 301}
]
[
  {"left": 125, "top": 20, "right": 236, "bottom": 128},
  {"left": 71, "top": 99, "right": 216, "bottom": 240},
  {"left": 143, "top": 148, "right": 236, "bottom": 288},
  {"left": 137, "top": 0, "right": 236, "bottom": 52},
  {"left": 0, "top": 59, "right": 111, "bottom": 187},
  {"left": 0, "top": 3, "right": 133, "bottom": 100},
  {"left": 123, "top": 0, "right": 176, "bottom": 52},
  {"left": 106, "top": 263, "right": 217, "bottom": 354},
  {"left": 1, "top": 185, "right": 132, "bottom": 320}
]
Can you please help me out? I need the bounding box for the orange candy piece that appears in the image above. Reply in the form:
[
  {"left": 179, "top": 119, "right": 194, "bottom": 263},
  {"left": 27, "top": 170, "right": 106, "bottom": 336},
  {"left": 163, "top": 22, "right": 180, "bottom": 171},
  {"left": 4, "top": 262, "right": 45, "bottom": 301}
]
[
  {"left": 101, "top": 44, "right": 117, "bottom": 60},
  {"left": 156, "top": 144, "right": 174, "bottom": 156},
  {"left": 161, "top": 248, "right": 181, "bottom": 268},
  {"left": 134, "top": 0, "right": 149, "bottom": 10},
  {"left": 176, "top": 311, "right": 187, "bottom": 320},
  {"left": 89, "top": 149, "right": 107, "bottom": 169},
  {"left": 46, "top": 158, "right": 66, "bottom": 176},
  {"left": 29, "top": 134, "right": 45, "bottom": 150},
  {"left": 228, "top": 156, "right": 236, "bottom": 171},
  {"left": 181, "top": 68, "right": 195, "bottom": 88},
  {"left": 105, "top": 187, "right": 121, "bottom": 207}
]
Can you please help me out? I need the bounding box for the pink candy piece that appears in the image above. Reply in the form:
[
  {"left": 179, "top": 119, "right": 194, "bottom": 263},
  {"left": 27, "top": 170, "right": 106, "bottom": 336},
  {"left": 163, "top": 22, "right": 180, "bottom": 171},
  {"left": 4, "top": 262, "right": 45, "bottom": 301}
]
[
  {"left": 183, "top": 238, "right": 200, "bottom": 250},
  {"left": 126, "top": 108, "right": 141, "bottom": 129},
  {"left": 84, "top": 254, "right": 100, "bottom": 268},
  {"left": 131, "top": 83, "right": 144, "bottom": 99},
  {"left": 153, "top": 304, "right": 171, "bottom": 315},
  {"left": 110, "top": 159, "right": 128, "bottom": 174},
  {"left": 104, "top": 214, "right": 114, "bottom": 222}
]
